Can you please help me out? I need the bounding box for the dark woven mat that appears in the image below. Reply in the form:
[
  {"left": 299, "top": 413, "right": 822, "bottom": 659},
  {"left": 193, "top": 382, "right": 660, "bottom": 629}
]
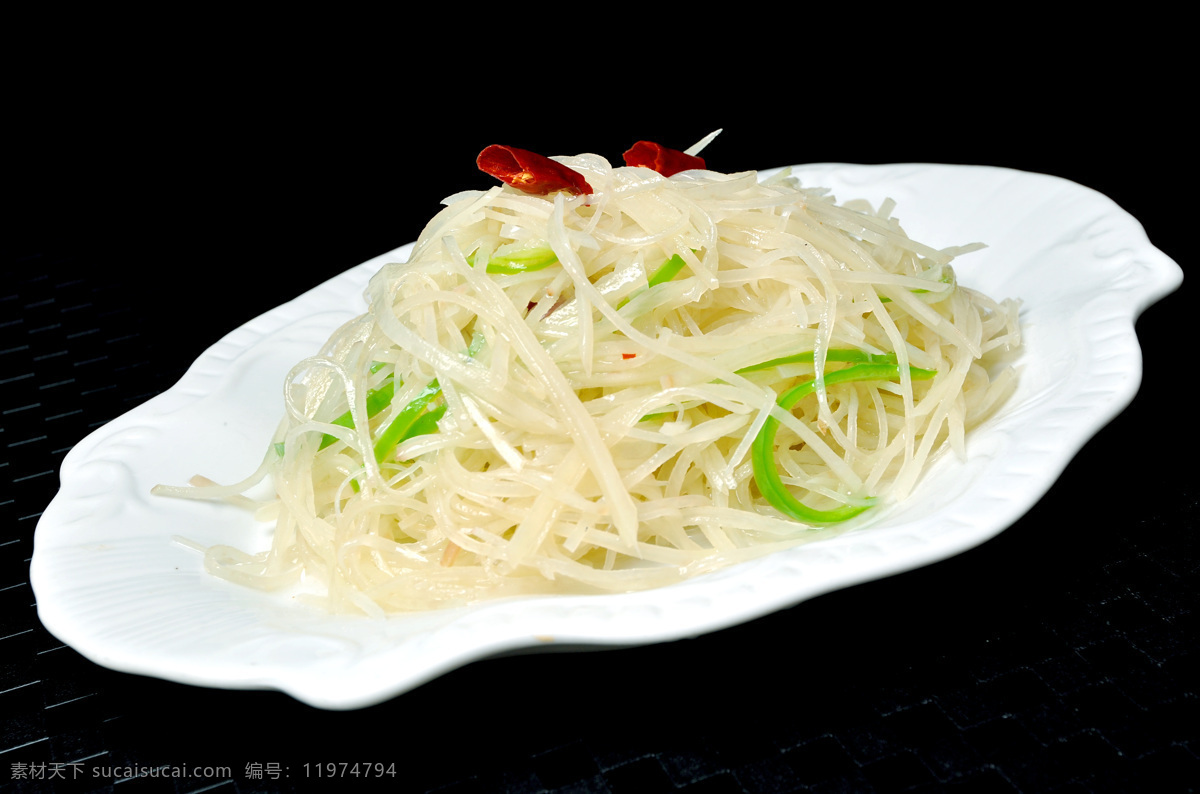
[{"left": 4, "top": 80, "right": 1195, "bottom": 792}]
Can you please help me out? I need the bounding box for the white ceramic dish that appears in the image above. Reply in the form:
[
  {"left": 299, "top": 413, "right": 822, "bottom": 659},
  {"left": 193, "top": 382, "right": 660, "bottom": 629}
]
[{"left": 31, "top": 163, "right": 1182, "bottom": 709}]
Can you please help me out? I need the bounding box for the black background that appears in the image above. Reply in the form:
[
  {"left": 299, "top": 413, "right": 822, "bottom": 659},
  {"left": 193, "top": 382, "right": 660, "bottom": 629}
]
[{"left": 5, "top": 31, "right": 1196, "bottom": 794}]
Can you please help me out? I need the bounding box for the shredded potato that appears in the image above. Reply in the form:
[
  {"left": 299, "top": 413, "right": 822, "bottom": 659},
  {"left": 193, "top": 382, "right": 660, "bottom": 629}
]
[{"left": 154, "top": 148, "right": 1021, "bottom": 613}]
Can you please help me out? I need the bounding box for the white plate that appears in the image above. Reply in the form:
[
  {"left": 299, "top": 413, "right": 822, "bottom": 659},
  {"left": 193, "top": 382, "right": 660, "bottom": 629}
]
[{"left": 31, "top": 163, "right": 1183, "bottom": 710}]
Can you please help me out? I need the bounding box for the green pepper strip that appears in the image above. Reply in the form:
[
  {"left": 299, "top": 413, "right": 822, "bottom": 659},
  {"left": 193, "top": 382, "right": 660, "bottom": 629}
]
[
  {"left": 737, "top": 348, "right": 902, "bottom": 375},
  {"left": 319, "top": 376, "right": 397, "bottom": 449},
  {"left": 372, "top": 381, "right": 446, "bottom": 463},
  {"left": 878, "top": 272, "right": 954, "bottom": 303},
  {"left": 471, "top": 246, "right": 559, "bottom": 275},
  {"left": 647, "top": 253, "right": 687, "bottom": 288},
  {"left": 639, "top": 349, "right": 908, "bottom": 422},
  {"left": 355, "top": 336, "right": 480, "bottom": 464},
  {"left": 341, "top": 382, "right": 445, "bottom": 492},
  {"left": 751, "top": 362, "right": 936, "bottom": 524},
  {"left": 619, "top": 253, "right": 689, "bottom": 309}
]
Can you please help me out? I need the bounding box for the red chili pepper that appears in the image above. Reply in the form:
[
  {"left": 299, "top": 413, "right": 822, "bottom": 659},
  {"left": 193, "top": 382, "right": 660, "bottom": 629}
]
[
  {"left": 477, "top": 145, "right": 593, "bottom": 196},
  {"left": 622, "top": 141, "right": 706, "bottom": 177}
]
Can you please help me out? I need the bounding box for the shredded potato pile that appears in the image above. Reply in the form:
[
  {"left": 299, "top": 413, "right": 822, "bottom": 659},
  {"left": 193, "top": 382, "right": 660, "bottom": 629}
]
[{"left": 155, "top": 151, "right": 1021, "bottom": 613}]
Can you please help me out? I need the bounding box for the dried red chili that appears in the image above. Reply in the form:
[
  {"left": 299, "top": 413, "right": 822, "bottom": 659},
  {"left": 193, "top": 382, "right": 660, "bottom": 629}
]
[
  {"left": 622, "top": 141, "right": 706, "bottom": 177},
  {"left": 477, "top": 145, "right": 593, "bottom": 196}
]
